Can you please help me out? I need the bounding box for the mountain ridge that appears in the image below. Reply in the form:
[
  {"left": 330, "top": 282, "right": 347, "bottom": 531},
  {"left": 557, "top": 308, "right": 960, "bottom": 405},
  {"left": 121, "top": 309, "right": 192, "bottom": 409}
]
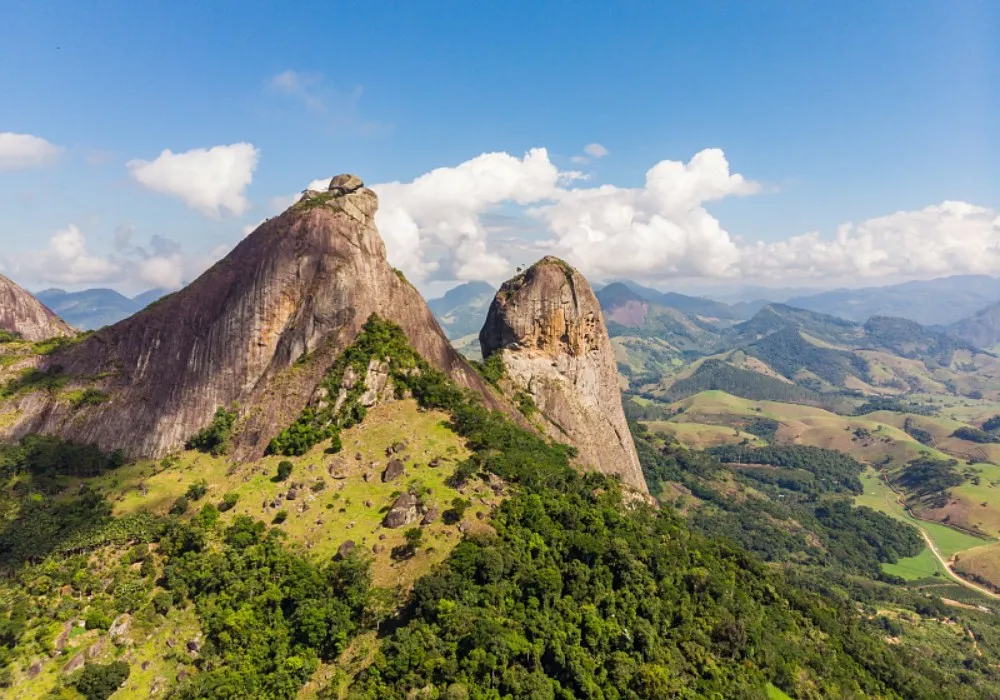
[
  {"left": 0, "top": 274, "right": 73, "bottom": 342},
  {"left": 0, "top": 175, "right": 504, "bottom": 459}
]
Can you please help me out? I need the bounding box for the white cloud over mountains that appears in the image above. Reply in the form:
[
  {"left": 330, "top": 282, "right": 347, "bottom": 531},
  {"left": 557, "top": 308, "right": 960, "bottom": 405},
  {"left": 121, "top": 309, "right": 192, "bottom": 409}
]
[
  {"left": 0, "top": 132, "right": 62, "bottom": 170},
  {"left": 373, "top": 149, "right": 569, "bottom": 281},
  {"left": 741, "top": 201, "right": 1000, "bottom": 281},
  {"left": 10, "top": 224, "right": 226, "bottom": 292},
  {"left": 9, "top": 141, "right": 997, "bottom": 298},
  {"left": 128, "top": 143, "right": 259, "bottom": 217},
  {"left": 366, "top": 147, "right": 759, "bottom": 285},
  {"left": 361, "top": 147, "right": 1000, "bottom": 290},
  {"left": 23, "top": 225, "right": 121, "bottom": 286}
]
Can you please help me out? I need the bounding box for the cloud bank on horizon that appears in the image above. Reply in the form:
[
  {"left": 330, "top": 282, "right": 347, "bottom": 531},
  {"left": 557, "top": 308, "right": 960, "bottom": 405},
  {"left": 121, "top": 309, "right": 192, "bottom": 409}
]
[
  {"left": 4, "top": 131, "right": 999, "bottom": 295},
  {"left": 365, "top": 147, "right": 1000, "bottom": 289}
]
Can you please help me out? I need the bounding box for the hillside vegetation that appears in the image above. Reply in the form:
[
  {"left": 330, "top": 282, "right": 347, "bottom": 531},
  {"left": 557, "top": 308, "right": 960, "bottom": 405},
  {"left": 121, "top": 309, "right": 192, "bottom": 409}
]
[{"left": 7, "top": 316, "right": 1000, "bottom": 697}]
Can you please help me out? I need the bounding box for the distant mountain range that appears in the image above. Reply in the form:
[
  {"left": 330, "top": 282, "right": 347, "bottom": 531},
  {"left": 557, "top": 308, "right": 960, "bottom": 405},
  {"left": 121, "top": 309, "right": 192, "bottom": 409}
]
[
  {"left": 36, "top": 287, "right": 170, "bottom": 330},
  {"left": 431, "top": 274, "right": 1000, "bottom": 364},
  {"left": 595, "top": 278, "right": 998, "bottom": 401},
  {"left": 948, "top": 302, "right": 1000, "bottom": 353},
  {"left": 426, "top": 281, "right": 495, "bottom": 340},
  {"left": 785, "top": 275, "right": 1000, "bottom": 326}
]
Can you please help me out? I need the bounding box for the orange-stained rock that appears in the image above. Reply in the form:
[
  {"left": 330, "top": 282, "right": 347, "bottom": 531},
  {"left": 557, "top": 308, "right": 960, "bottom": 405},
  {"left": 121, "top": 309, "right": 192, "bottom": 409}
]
[{"left": 479, "top": 257, "right": 648, "bottom": 494}]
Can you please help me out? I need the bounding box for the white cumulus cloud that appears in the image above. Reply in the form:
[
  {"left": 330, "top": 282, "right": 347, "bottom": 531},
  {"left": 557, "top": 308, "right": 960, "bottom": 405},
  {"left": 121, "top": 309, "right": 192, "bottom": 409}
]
[
  {"left": 22, "top": 225, "right": 123, "bottom": 286},
  {"left": 535, "top": 149, "right": 759, "bottom": 280},
  {"left": 127, "top": 143, "right": 259, "bottom": 217},
  {"left": 259, "top": 147, "right": 999, "bottom": 293},
  {"left": 571, "top": 142, "right": 610, "bottom": 165},
  {"left": 10, "top": 225, "right": 227, "bottom": 293},
  {"left": 740, "top": 201, "right": 1000, "bottom": 282},
  {"left": 373, "top": 148, "right": 567, "bottom": 282},
  {"left": 0, "top": 132, "right": 62, "bottom": 170}
]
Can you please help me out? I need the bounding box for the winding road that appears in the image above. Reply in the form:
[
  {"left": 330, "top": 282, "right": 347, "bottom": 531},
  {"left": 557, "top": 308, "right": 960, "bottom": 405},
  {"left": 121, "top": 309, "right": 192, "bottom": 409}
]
[
  {"left": 917, "top": 529, "right": 1000, "bottom": 601},
  {"left": 874, "top": 470, "right": 1000, "bottom": 600}
]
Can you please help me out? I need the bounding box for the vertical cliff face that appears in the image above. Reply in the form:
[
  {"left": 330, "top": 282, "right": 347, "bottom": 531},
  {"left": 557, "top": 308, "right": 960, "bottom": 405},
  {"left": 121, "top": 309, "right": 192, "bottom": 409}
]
[
  {"left": 479, "top": 257, "right": 648, "bottom": 494},
  {"left": 0, "top": 275, "right": 74, "bottom": 341},
  {"left": 0, "top": 175, "right": 503, "bottom": 458}
]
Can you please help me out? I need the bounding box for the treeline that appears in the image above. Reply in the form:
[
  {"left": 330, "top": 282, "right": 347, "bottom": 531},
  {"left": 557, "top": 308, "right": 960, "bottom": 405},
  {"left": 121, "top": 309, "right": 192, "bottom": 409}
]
[
  {"left": 892, "top": 456, "right": 964, "bottom": 504},
  {"left": 352, "top": 416, "right": 947, "bottom": 699},
  {"left": 746, "top": 327, "right": 870, "bottom": 387},
  {"left": 904, "top": 418, "right": 935, "bottom": 446},
  {"left": 639, "top": 431, "right": 922, "bottom": 579},
  {"left": 663, "top": 358, "right": 824, "bottom": 406},
  {"left": 855, "top": 397, "right": 936, "bottom": 416},
  {"left": 952, "top": 426, "right": 1000, "bottom": 444},
  {"left": 708, "top": 444, "right": 866, "bottom": 493}
]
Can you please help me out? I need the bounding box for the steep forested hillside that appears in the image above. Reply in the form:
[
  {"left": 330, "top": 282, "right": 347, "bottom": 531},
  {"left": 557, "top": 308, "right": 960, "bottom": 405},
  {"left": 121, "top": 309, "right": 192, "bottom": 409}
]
[
  {"left": 787, "top": 275, "right": 1000, "bottom": 326},
  {"left": 662, "top": 358, "right": 826, "bottom": 406}
]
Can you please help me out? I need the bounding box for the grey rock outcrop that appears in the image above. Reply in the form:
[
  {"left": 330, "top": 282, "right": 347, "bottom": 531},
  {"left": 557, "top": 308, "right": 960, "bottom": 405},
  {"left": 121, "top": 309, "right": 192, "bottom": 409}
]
[
  {"left": 109, "top": 613, "right": 132, "bottom": 646},
  {"left": 382, "top": 459, "right": 405, "bottom": 483},
  {"left": 0, "top": 274, "right": 73, "bottom": 341},
  {"left": 0, "top": 175, "right": 505, "bottom": 458},
  {"left": 383, "top": 493, "right": 419, "bottom": 528},
  {"left": 479, "top": 257, "right": 647, "bottom": 494}
]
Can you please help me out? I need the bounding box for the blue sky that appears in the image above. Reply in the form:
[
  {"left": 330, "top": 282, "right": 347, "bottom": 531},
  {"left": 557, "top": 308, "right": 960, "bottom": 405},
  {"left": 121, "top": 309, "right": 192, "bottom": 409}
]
[{"left": 1, "top": 0, "right": 997, "bottom": 296}]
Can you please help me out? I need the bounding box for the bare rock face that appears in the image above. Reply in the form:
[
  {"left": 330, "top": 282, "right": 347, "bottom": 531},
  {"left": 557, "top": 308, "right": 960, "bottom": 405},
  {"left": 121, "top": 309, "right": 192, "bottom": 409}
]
[
  {"left": 479, "top": 257, "right": 647, "bottom": 494},
  {"left": 383, "top": 493, "right": 420, "bottom": 528},
  {"left": 0, "top": 275, "right": 73, "bottom": 341},
  {"left": 0, "top": 175, "right": 503, "bottom": 458}
]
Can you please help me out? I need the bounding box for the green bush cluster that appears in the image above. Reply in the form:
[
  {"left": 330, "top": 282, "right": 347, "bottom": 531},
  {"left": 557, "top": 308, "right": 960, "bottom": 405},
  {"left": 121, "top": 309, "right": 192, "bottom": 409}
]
[
  {"left": 186, "top": 405, "right": 238, "bottom": 455},
  {"left": 160, "top": 516, "right": 372, "bottom": 699},
  {"left": 269, "top": 315, "right": 470, "bottom": 457}
]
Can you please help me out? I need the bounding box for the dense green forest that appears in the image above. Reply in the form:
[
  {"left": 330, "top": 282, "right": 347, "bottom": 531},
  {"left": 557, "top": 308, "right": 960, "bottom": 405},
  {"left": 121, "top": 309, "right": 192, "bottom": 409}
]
[
  {"left": 952, "top": 426, "right": 1000, "bottom": 444},
  {"left": 855, "top": 397, "right": 936, "bottom": 416},
  {"left": 861, "top": 316, "right": 974, "bottom": 366},
  {"left": 892, "top": 456, "right": 965, "bottom": 505},
  {"left": 663, "top": 358, "right": 825, "bottom": 406},
  {"left": 745, "top": 327, "right": 870, "bottom": 387},
  {"left": 637, "top": 433, "right": 923, "bottom": 579}
]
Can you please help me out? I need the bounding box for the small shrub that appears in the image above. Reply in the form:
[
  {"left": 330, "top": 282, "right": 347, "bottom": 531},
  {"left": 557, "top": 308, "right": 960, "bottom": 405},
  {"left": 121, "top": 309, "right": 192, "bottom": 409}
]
[
  {"left": 169, "top": 496, "right": 189, "bottom": 515},
  {"left": 198, "top": 503, "right": 220, "bottom": 528},
  {"left": 72, "top": 660, "right": 130, "bottom": 700},
  {"left": 70, "top": 388, "right": 110, "bottom": 408},
  {"left": 276, "top": 461, "right": 293, "bottom": 481},
  {"left": 476, "top": 353, "right": 506, "bottom": 387},
  {"left": 152, "top": 590, "right": 172, "bottom": 615},
  {"left": 185, "top": 479, "right": 208, "bottom": 501},
  {"left": 329, "top": 432, "right": 343, "bottom": 453},
  {"left": 311, "top": 480, "right": 326, "bottom": 493},
  {"left": 219, "top": 492, "right": 239, "bottom": 512},
  {"left": 443, "top": 497, "right": 471, "bottom": 525},
  {"left": 85, "top": 609, "right": 112, "bottom": 631},
  {"left": 186, "top": 405, "right": 238, "bottom": 455},
  {"left": 272, "top": 510, "right": 288, "bottom": 524},
  {"left": 514, "top": 390, "right": 537, "bottom": 417},
  {"left": 394, "top": 527, "right": 424, "bottom": 559}
]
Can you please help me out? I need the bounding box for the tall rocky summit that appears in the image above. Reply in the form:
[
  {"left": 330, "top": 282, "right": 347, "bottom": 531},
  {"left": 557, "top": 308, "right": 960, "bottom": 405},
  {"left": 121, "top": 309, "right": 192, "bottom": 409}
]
[
  {"left": 479, "top": 257, "right": 648, "bottom": 494},
  {"left": 0, "top": 175, "right": 500, "bottom": 458},
  {"left": 0, "top": 274, "right": 74, "bottom": 342}
]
